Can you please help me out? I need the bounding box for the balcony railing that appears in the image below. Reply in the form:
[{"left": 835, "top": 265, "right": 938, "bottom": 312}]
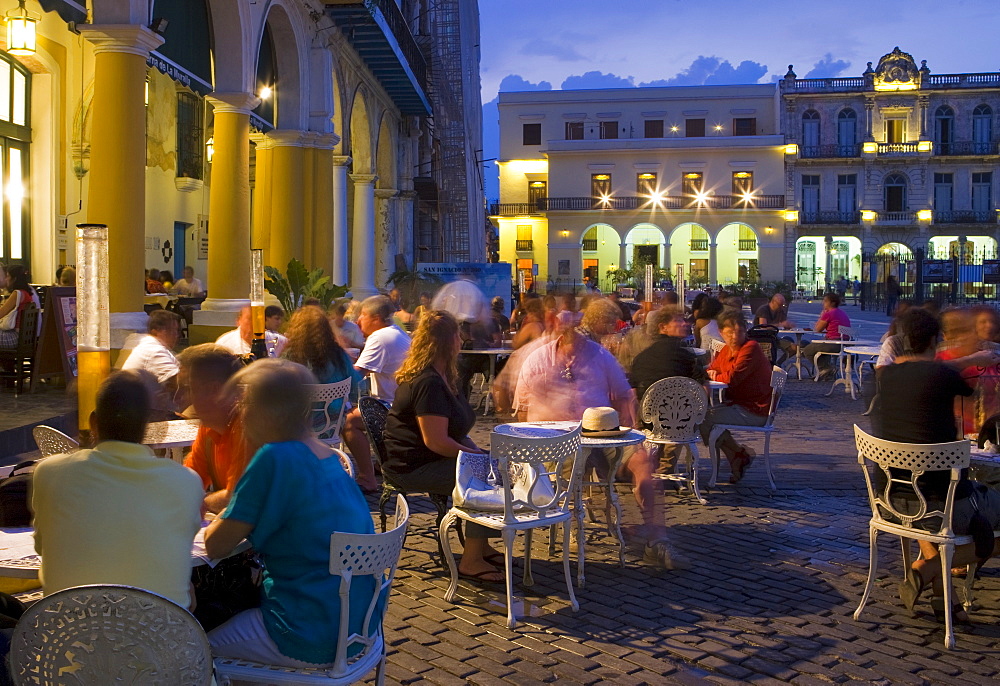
[
  {"left": 783, "top": 72, "right": 1000, "bottom": 93},
  {"left": 876, "top": 211, "right": 916, "bottom": 224},
  {"left": 800, "top": 211, "right": 862, "bottom": 224},
  {"left": 582, "top": 239, "right": 598, "bottom": 251},
  {"left": 877, "top": 142, "right": 920, "bottom": 155},
  {"left": 489, "top": 202, "right": 543, "bottom": 216},
  {"left": 800, "top": 144, "right": 861, "bottom": 159},
  {"left": 515, "top": 239, "right": 533, "bottom": 251},
  {"left": 690, "top": 239, "right": 709, "bottom": 251},
  {"left": 934, "top": 210, "right": 997, "bottom": 224},
  {"left": 786, "top": 77, "right": 865, "bottom": 92},
  {"left": 936, "top": 141, "right": 998, "bottom": 156},
  {"left": 926, "top": 72, "right": 1000, "bottom": 88},
  {"left": 542, "top": 194, "right": 786, "bottom": 211},
  {"left": 738, "top": 239, "right": 758, "bottom": 251}
]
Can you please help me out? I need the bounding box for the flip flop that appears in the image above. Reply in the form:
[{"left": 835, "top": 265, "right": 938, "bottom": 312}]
[
  {"left": 899, "top": 567, "right": 927, "bottom": 612},
  {"left": 458, "top": 568, "right": 505, "bottom": 585},
  {"left": 483, "top": 551, "right": 506, "bottom": 566}
]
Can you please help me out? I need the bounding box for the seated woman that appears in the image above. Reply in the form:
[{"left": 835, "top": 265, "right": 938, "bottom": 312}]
[
  {"left": 282, "top": 305, "right": 377, "bottom": 493},
  {"left": 0, "top": 264, "right": 41, "bottom": 349},
  {"left": 382, "top": 310, "right": 504, "bottom": 583},
  {"left": 205, "top": 359, "right": 375, "bottom": 667},
  {"left": 801, "top": 292, "right": 851, "bottom": 380}
]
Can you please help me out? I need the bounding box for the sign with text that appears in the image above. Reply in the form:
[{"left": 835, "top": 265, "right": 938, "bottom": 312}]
[
  {"left": 416, "top": 263, "right": 513, "bottom": 307},
  {"left": 922, "top": 259, "right": 954, "bottom": 283},
  {"left": 984, "top": 260, "right": 1000, "bottom": 284}
]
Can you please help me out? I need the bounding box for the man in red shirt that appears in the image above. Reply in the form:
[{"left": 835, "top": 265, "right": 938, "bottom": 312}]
[{"left": 702, "top": 311, "right": 773, "bottom": 483}]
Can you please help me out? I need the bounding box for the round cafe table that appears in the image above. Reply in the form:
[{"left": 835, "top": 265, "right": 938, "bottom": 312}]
[{"left": 493, "top": 421, "right": 645, "bottom": 588}]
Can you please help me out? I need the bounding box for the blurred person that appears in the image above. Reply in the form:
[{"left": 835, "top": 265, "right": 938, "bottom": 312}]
[
  {"left": 886, "top": 274, "right": 901, "bottom": 317},
  {"left": 282, "top": 306, "right": 376, "bottom": 493},
  {"left": 511, "top": 296, "right": 545, "bottom": 349},
  {"left": 876, "top": 301, "right": 915, "bottom": 369},
  {"left": 264, "top": 305, "right": 284, "bottom": 333},
  {"left": 556, "top": 292, "right": 580, "bottom": 328},
  {"left": 58, "top": 266, "right": 75, "bottom": 287},
  {"left": 387, "top": 288, "right": 403, "bottom": 312},
  {"left": 382, "top": 311, "right": 505, "bottom": 582},
  {"left": 145, "top": 268, "right": 167, "bottom": 294},
  {"left": 0, "top": 265, "right": 41, "bottom": 349},
  {"left": 53, "top": 265, "right": 64, "bottom": 285},
  {"left": 121, "top": 309, "right": 182, "bottom": 417},
  {"left": 216, "top": 306, "right": 288, "bottom": 358},
  {"left": 692, "top": 296, "right": 724, "bottom": 349},
  {"left": 630, "top": 310, "right": 707, "bottom": 404},
  {"left": 178, "top": 344, "right": 249, "bottom": 514},
  {"left": 206, "top": 359, "right": 374, "bottom": 667},
  {"left": 329, "top": 301, "right": 365, "bottom": 351},
  {"left": 970, "top": 305, "right": 1000, "bottom": 351},
  {"left": 801, "top": 293, "right": 851, "bottom": 380},
  {"left": 922, "top": 299, "right": 942, "bottom": 319},
  {"left": 579, "top": 297, "right": 623, "bottom": 346},
  {"left": 835, "top": 275, "right": 849, "bottom": 301},
  {"left": 701, "top": 311, "right": 773, "bottom": 483},
  {"left": 490, "top": 296, "right": 510, "bottom": 334},
  {"left": 607, "top": 291, "right": 632, "bottom": 324},
  {"left": 159, "top": 270, "right": 175, "bottom": 291},
  {"left": 32, "top": 372, "right": 202, "bottom": 607},
  {"left": 411, "top": 291, "right": 432, "bottom": 327},
  {"left": 457, "top": 311, "right": 502, "bottom": 399},
  {"left": 173, "top": 265, "right": 206, "bottom": 297},
  {"left": 354, "top": 295, "right": 411, "bottom": 403}
]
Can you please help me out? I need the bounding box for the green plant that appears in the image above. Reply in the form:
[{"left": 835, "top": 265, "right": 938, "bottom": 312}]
[
  {"left": 386, "top": 269, "right": 443, "bottom": 309},
  {"left": 264, "top": 258, "right": 348, "bottom": 313}
]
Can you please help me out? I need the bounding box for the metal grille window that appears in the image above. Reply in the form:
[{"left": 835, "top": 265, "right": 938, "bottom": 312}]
[
  {"left": 176, "top": 92, "right": 204, "bottom": 180},
  {"left": 565, "top": 121, "right": 583, "bottom": 140},
  {"left": 644, "top": 120, "right": 663, "bottom": 138},
  {"left": 682, "top": 172, "right": 703, "bottom": 198},
  {"left": 933, "top": 173, "right": 953, "bottom": 212},
  {"left": 685, "top": 118, "right": 705, "bottom": 137},
  {"left": 591, "top": 173, "right": 612, "bottom": 198},
  {"left": 972, "top": 172, "right": 992, "bottom": 213},
  {"left": 733, "top": 118, "right": 756, "bottom": 136},
  {"left": 599, "top": 121, "right": 618, "bottom": 139}
]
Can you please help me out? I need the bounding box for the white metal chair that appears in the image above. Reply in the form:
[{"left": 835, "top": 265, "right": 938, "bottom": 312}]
[
  {"left": 308, "top": 378, "right": 354, "bottom": 447},
  {"left": 642, "top": 376, "right": 709, "bottom": 505},
  {"left": 708, "top": 338, "right": 726, "bottom": 361},
  {"left": 10, "top": 584, "right": 213, "bottom": 685},
  {"left": 330, "top": 446, "right": 356, "bottom": 479},
  {"left": 440, "top": 427, "right": 581, "bottom": 628},
  {"left": 214, "top": 494, "right": 410, "bottom": 685},
  {"left": 708, "top": 366, "right": 788, "bottom": 490},
  {"left": 812, "top": 324, "right": 856, "bottom": 381},
  {"left": 852, "top": 426, "right": 974, "bottom": 650},
  {"left": 31, "top": 425, "right": 78, "bottom": 457}
]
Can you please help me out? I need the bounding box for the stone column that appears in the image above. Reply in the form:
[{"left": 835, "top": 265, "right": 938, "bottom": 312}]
[
  {"left": 250, "top": 133, "right": 274, "bottom": 258},
  {"left": 268, "top": 130, "right": 307, "bottom": 270},
  {"left": 397, "top": 190, "right": 417, "bottom": 269},
  {"left": 918, "top": 96, "right": 930, "bottom": 139},
  {"left": 350, "top": 173, "right": 378, "bottom": 298},
  {"left": 824, "top": 236, "right": 834, "bottom": 290},
  {"left": 864, "top": 98, "right": 875, "bottom": 140},
  {"left": 200, "top": 93, "right": 258, "bottom": 314},
  {"left": 331, "top": 156, "right": 352, "bottom": 286},
  {"left": 619, "top": 243, "right": 628, "bottom": 272},
  {"left": 663, "top": 243, "right": 672, "bottom": 273},
  {"left": 310, "top": 135, "right": 337, "bottom": 278},
  {"left": 299, "top": 133, "right": 317, "bottom": 267},
  {"left": 708, "top": 242, "right": 718, "bottom": 287},
  {"left": 375, "top": 188, "right": 399, "bottom": 288},
  {"left": 78, "top": 25, "right": 163, "bottom": 331}
]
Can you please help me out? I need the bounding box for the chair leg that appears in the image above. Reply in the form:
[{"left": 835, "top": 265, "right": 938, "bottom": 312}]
[
  {"left": 548, "top": 523, "right": 556, "bottom": 557},
  {"left": 375, "top": 648, "right": 387, "bottom": 686},
  {"left": 763, "top": 433, "right": 776, "bottom": 492},
  {"left": 708, "top": 428, "right": 723, "bottom": 488},
  {"left": 562, "top": 515, "right": 580, "bottom": 613},
  {"left": 502, "top": 529, "right": 518, "bottom": 629},
  {"left": 439, "top": 512, "right": 461, "bottom": 603},
  {"left": 962, "top": 562, "right": 978, "bottom": 610},
  {"left": 853, "top": 526, "right": 879, "bottom": 620},
  {"left": 430, "top": 494, "right": 452, "bottom": 568},
  {"left": 941, "top": 543, "right": 956, "bottom": 650},
  {"left": 900, "top": 537, "right": 913, "bottom": 579},
  {"left": 574, "top": 488, "right": 586, "bottom": 588},
  {"left": 523, "top": 529, "right": 534, "bottom": 586},
  {"left": 688, "top": 444, "right": 706, "bottom": 505},
  {"left": 378, "top": 486, "right": 393, "bottom": 532}
]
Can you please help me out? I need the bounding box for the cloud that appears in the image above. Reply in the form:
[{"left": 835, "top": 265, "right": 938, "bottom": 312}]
[
  {"left": 639, "top": 56, "right": 768, "bottom": 87},
  {"left": 560, "top": 71, "right": 636, "bottom": 90},
  {"left": 804, "top": 53, "right": 852, "bottom": 78},
  {"left": 497, "top": 74, "right": 553, "bottom": 92},
  {"left": 520, "top": 38, "right": 586, "bottom": 62}
]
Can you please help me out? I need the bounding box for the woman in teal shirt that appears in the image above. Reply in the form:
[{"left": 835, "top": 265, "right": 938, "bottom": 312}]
[{"left": 205, "top": 359, "right": 375, "bottom": 666}]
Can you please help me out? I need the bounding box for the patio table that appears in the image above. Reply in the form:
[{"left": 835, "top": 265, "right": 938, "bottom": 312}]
[
  {"left": 970, "top": 448, "right": 1000, "bottom": 489},
  {"left": 821, "top": 340, "right": 882, "bottom": 399},
  {"left": 492, "top": 421, "right": 645, "bottom": 587},
  {"left": 143, "top": 418, "right": 201, "bottom": 463},
  {"left": 460, "top": 347, "right": 512, "bottom": 415},
  {"left": 778, "top": 328, "right": 811, "bottom": 380}
]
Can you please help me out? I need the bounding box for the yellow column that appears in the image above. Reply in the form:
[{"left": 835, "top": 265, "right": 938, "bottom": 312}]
[
  {"left": 268, "top": 130, "right": 307, "bottom": 270},
  {"left": 250, "top": 134, "right": 274, "bottom": 261},
  {"left": 311, "top": 135, "right": 336, "bottom": 277},
  {"left": 300, "top": 133, "right": 317, "bottom": 267},
  {"left": 202, "top": 93, "right": 259, "bottom": 310},
  {"left": 78, "top": 26, "right": 163, "bottom": 316}
]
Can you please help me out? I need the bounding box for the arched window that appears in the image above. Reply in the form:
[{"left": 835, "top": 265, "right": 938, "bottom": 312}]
[
  {"left": 0, "top": 51, "right": 30, "bottom": 264},
  {"left": 253, "top": 24, "right": 276, "bottom": 130},
  {"left": 836, "top": 109, "right": 857, "bottom": 154},
  {"left": 934, "top": 105, "right": 954, "bottom": 153},
  {"left": 801, "top": 110, "right": 820, "bottom": 152},
  {"left": 883, "top": 173, "right": 907, "bottom": 213},
  {"left": 973, "top": 104, "right": 993, "bottom": 152}
]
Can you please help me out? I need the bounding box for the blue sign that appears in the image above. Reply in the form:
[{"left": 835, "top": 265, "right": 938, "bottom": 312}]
[{"left": 416, "top": 263, "right": 512, "bottom": 307}]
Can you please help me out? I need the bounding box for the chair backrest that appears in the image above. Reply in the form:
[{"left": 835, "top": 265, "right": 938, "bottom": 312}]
[
  {"left": 764, "top": 366, "right": 789, "bottom": 428},
  {"left": 838, "top": 325, "right": 858, "bottom": 341},
  {"left": 10, "top": 584, "right": 213, "bottom": 685},
  {"left": 641, "top": 376, "right": 707, "bottom": 442},
  {"left": 359, "top": 396, "right": 390, "bottom": 466},
  {"left": 708, "top": 338, "right": 726, "bottom": 361},
  {"left": 307, "top": 378, "right": 354, "bottom": 443},
  {"left": 328, "top": 494, "right": 409, "bottom": 677},
  {"left": 490, "top": 425, "right": 582, "bottom": 525},
  {"left": 853, "top": 425, "right": 970, "bottom": 534},
  {"left": 32, "top": 425, "right": 79, "bottom": 457},
  {"left": 330, "top": 446, "right": 356, "bottom": 479},
  {"left": 16, "top": 303, "right": 39, "bottom": 356}
]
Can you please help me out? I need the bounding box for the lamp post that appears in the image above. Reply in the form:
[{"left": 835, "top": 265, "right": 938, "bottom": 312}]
[
  {"left": 249, "top": 248, "right": 268, "bottom": 359},
  {"left": 76, "top": 225, "right": 110, "bottom": 444}
]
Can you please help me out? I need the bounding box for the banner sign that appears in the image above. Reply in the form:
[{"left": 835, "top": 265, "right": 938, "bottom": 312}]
[{"left": 416, "top": 262, "right": 513, "bottom": 307}]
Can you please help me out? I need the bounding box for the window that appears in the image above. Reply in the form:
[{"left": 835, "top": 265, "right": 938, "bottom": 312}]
[
  {"left": 884, "top": 173, "right": 907, "bottom": 212},
  {"left": 732, "top": 171, "right": 753, "bottom": 203},
  {"left": 738, "top": 225, "right": 757, "bottom": 252},
  {"left": 801, "top": 110, "right": 820, "bottom": 150},
  {"left": 972, "top": 172, "right": 992, "bottom": 214},
  {"left": 689, "top": 259, "right": 708, "bottom": 280},
  {"left": 637, "top": 172, "right": 657, "bottom": 195},
  {"left": 565, "top": 121, "right": 584, "bottom": 140},
  {"left": 527, "top": 181, "right": 546, "bottom": 210},
  {"left": 973, "top": 105, "right": 993, "bottom": 152},
  {"left": 837, "top": 109, "right": 857, "bottom": 154},
  {"left": 830, "top": 241, "right": 850, "bottom": 282},
  {"left": 933, "top": 173, "right": 953, "bottom": 213},
  {"left": 515, "top": 225, "right": 533, "bottom": 251},
  {"left": 685, "top": 118, "right": 705, "bottom": 137},
  {"left": 591, "top": 173, "right": 612, "bottom": 208},
  {"left": 837, "top": 174, "right": 857, "bottom": 217},
  {"left": 644, "top": 120, "right": 664, "bottom": 138},
  {"left": 522, "top": 123, "right": 541, "bottom": 146},
  {"left": 689, "top": 225, "right": 710, "bottom": 252},
  {"left": 583, "top": 259, "right": 599, "bottom": 281},
  {"left": 885, "top": 118, "right": 906, "bottom": 144},
  {"left": 582, "top": 228, "right": 598, "bottom": 252},
  {"left": 801, "top": 174, "right": 820, "bottom": 215},
  {"left": 176, "top": 92, "right": 204, "bottom": 180},
  {"left": 599, "top": 121, "right": 618, "bottom": 139},
  {"left": 934, "top": 105, "right": 954, "bottom": 153},
  {"left": 516, "top": 258, "right": 534, "bottom": 292},
  {"left": 681, "top": 172, "right": 703, "bottom": 202},
  {"left": 0, "top": 52, "right": 30, "bottom": 263},
  {"left": 733, "top": 118, "right": 756, "bottom": 136}
]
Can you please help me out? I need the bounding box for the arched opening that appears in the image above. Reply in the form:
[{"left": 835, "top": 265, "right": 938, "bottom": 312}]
[
  {"left": 716, "top": 222, "right": 758, "bottom": 286},
  {"left": 837, "top": 108, "right": 856, "bottom": 154},
  {"left": 581, "top": 223, "right": 620, "bottom": 290},
  {"left": 877, "top": 242, "right": 913, "bottom": 258},
  {"left": 253, "top": 23, "right": 276, "bottom": 128},
  {"left": 375, "top": 115, "right": 395, "bottom": 189},
  {"left": 348, "top": 89, "right": 372, "bottom": 174},
  {"left": 934, "top": 105, "right": 954, "bottom": 153},
  {"left": 795, "top": 237, "right": 822, "bottom": 294},
  {"left": 829, "top": 236, "right": 862, "bottom": 283},
  {"left": 624, "top": 223, "right": 666, "bottom": 269},
  {"left": 883, "top": 173, "right": 908, "bottom": 213},
  {"left": 670, "top": 222, "right": 710, "bottom": 287}
]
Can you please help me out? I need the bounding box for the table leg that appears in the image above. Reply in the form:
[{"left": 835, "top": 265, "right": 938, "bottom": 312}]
[
  {"left": 606, "top": 447, "right": 626, "bottom": 569},
  {"left": 483, "top": 354, "right": 496, "bottom": 416},
  {"left": 575, "top": 484, "right": 586, "bottom": 588},
  {"left": 794, "top": 333, "right": 804, "bottom": 380}
]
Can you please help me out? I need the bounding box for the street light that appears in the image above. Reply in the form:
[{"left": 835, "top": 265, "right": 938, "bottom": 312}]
[{"left": 5, "top": 0, "right": 37, "bottom": 56}]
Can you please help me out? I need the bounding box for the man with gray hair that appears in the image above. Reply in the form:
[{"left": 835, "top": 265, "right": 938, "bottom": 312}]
[{"left": 354, "top": 295, "right": 411, "bottom": 403}]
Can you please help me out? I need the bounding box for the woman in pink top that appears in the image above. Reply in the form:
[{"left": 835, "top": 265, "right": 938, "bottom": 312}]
[{"left": 801, "top": 293, "right": 851, "bottom": 380}]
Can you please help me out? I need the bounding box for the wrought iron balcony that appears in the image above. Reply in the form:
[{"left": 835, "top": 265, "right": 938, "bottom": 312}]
[
  {"left": 515, "top": 239, "right": 533, "bottom": 251},
  {"left": 799, "top": 211, "right": 862, "bottom": 225},
  {"left": 690, "top": 239, "right": 709, "bottom": 251},
  {"left": 582, "top": 239, "right": 598, "bottom": 251},
  {"left": 489, "top": 202, "right": 543, "bottom": 216},
  {"left": 738, "top": 239, "right": 758, "bottom": 251},
  {"left": 935, "top": 141, "right": 998, "bottom": 156},
  {"left": 933, "top": 210, "right": 997, "bottom": 224},
  {"left": 542, "top": 195, "right": 785, "bottom": 211},
  {"left": 875, "top": 211, "right": 916, "bottom": 224},
  {"left": 800, "top": 144, "right": 861, "bottom": 159},
  {"left": 324, "top": 0, "right": 430, "bottom": 116},
  {"left": 877, "top": 142, "right": 920, "bottom": 155}
]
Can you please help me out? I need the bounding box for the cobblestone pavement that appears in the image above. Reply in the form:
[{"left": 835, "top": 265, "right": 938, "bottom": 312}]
[{"left": 371, "top": 377, "right": 1000, "bottom": 685}]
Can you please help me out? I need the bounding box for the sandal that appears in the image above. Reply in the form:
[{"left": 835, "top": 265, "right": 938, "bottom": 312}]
[
  {"left": 458, "top": 567, "right": 504, "bottom": 585},
  {"left": 728, "top": 446, "right": 756, "bottom": 484},
  {"left": 483, "top": 550, "right": 506, "bottom": 567},
  {"left": 930, "top": 597, "right": 972, "bottom": 625},
  {"left": 899, "top": 567, "right": 927, "bottom": 612}
]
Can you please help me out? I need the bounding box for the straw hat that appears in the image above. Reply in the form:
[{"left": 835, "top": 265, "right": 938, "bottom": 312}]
[{"left": 581, "top": 407, "right": 630, "bottom": 437}]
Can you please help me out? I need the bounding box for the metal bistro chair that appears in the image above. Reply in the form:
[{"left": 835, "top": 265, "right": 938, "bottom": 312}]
[
  {"left": 215, "top": 494, "right": 410, "bottom": 685},
  {"left": 308, "top": 378, "right": 354, "bottom": 448},
  {"left": 440, "top": 427, "right": 582, "bottom": 629},
  {"left": 10, "top": 584, "right": 213, "bottom": 686},
  {"left": 813, "top": 324, "right": 856, "bottom": 381},
  {"left": 852, "top": 426, "right": 979, "bottom": 650},
  {"left": 708, "top": 366, "right": 788, "bottom": 490},
  {"left": 0, "top": 302, "right": 40, "bottom": 396},
  {"left": 32, "top": 425, "right": 79, "bottom": 457},
  {"left": 642, "top": 376, "right": 709, "bottom": 505}
]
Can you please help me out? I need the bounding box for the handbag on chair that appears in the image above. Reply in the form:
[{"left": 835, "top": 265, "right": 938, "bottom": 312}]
[{"left": 452, "top": 450, "right": 554, "bottom": 511}]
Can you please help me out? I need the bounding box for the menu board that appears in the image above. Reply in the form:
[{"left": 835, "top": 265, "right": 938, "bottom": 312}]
[{"left": 35, "top": 286, "right": 78, "bottom": 381}]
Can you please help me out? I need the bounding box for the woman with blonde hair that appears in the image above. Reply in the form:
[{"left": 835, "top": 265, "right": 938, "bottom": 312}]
[
  {"left": 382, "top": 310, "right": 503, "bottom": 583},
  {"left": 205, "top": 358, "right": 374, "bottom": 667}
]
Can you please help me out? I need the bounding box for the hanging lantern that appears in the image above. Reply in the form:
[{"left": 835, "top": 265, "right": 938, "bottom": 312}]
[{"left": 6, "top": 0, "right": 37, "bottom": 56}]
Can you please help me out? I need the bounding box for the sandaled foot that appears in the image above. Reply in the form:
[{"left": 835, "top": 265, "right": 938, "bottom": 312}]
[
  {"left": 728, "top": 446, "right": 756, "bottom": 484},
  {"left": 899, "top": 567, "right": 927, "bottom": 612},
  {"left": 483, "top": 550, "right": 506, "bottom": 566},
  {"left": 457, "top": 566, "right": 504, "bottom": 584},
  {"left": 930, "top": 597, "right": 972, "bottom": 624}
]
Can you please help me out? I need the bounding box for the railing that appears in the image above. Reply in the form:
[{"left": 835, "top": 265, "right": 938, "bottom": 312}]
[
  {"left": 489, "top": 202, "right": 543, "bottom": 216},
  {"left": 786, "top": 73, "right": 1000, "bottom": 93},
  {"left": 934, "top": 210, "right": 997, "bottom": 224},
  {"left": 936, "top": 141, "right": 997, "bottom": 156},
  {"left": 690, "top": 239, "right": 709, "bottom": 251},
  {"left": 800, "top": 211, "right": 862, "bottom": 224},
  {"left": 877, "top": 142, "right": 920, "bottom": 155},
  {"left": 876, "top": 211, "right": 916, "bottom": 223},
  {"left": 582, "top": 239, "right": 598, "bottom": 251},
  {"left": 364, "top": 0, "right": 427, "bottom": 88},
  {"left": 788, "top": 77, "right": 865, "bottom": 92},
  {"left": 738, "top": 239, "right": 758, "bottom": 251},
  {"left": 926, "top": 72, "right": 1000, "bottom": 88},
  {"left": 515, "top": 239, "right": 533, "bottom": 251},
  {"left": 542, "top": 195, "right": 786, "bottom": 211},
  {"left": 800, "top": 144, "right": 861, "bottom": 158}
]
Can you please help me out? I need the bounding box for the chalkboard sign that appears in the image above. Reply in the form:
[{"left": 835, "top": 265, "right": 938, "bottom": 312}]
[{"left": 35, "top": 286, "right": 78, "bottom": 382}]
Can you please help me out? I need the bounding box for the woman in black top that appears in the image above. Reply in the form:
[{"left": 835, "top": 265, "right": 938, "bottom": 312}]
[{"left": 383, "top": 311, "right": 503, "bottom": 582}]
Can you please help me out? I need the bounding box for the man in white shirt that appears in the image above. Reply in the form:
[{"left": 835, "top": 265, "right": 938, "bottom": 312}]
[
  {"left": 216, "top": 306, "right": 287, "bottom": 358},
  {"left": 354, "top": 295, "right": 411, "bottom": 402},
  {"left": 122, "top": 309, "right": 182, "bottom": 415},
  {"left": 173, "top": 265, "right": 206, "bottom": 297}
]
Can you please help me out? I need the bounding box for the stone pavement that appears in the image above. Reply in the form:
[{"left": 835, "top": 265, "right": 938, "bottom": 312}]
[{"left": 372, "top": 377, "right": 1000, "bottom": 685}]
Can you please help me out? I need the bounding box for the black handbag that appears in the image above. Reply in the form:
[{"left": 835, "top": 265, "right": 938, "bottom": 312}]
[{"left": 191, "top": 548, "right": 262, "bottom": 631}]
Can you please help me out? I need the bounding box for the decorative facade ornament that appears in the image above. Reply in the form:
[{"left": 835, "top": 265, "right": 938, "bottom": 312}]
[{"left": 873, "top": 47, "right": 919, "bottom": 91}]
